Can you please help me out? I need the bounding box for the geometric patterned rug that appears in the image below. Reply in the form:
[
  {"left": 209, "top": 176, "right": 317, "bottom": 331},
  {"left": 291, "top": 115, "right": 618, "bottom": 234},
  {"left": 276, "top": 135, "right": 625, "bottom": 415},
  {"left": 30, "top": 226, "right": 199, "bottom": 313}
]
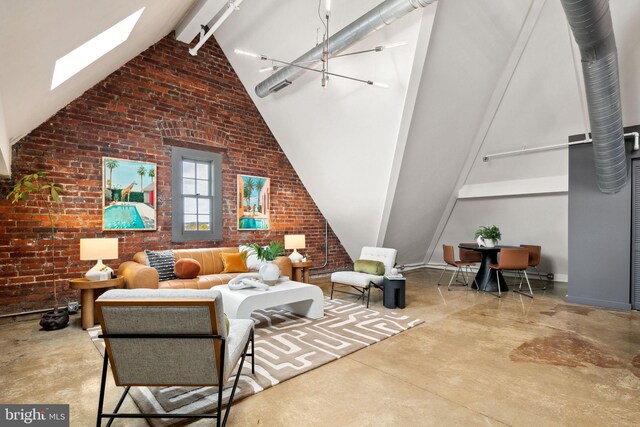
[{"left": 88, "top": 298, "right": 423, "bottom": 426}]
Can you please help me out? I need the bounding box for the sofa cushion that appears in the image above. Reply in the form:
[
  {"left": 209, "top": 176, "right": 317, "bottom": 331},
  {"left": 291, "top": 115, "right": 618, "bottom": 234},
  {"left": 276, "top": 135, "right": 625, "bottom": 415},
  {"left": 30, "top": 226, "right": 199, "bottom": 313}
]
[
  {"left": 159, "top": 273, "right": 245, "bottom": 289},
  {"left": 354, "top": 259, "right": 385, "bottom": 275},
  {"left": 220, "top": 252, "right": 248, "bottom": 274},
  {"left": 145, "top": 250, "right": 177, "bottom": 282},
  {"left": 175, "top": 258, "right": 201, "bottom": 279},
  {"left": 173, "top": 248, "right": 239, "bottom": 275}
]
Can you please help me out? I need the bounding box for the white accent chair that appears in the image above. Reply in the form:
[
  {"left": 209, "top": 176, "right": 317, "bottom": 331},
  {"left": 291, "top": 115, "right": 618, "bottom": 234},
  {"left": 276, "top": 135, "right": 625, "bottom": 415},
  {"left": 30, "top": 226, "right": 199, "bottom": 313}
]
[
  {"left": 95, "top": 288, "right": 254, "bottom": 427},
  {"left": 330, "top": 247, "right": 398, "bottom": 307}
]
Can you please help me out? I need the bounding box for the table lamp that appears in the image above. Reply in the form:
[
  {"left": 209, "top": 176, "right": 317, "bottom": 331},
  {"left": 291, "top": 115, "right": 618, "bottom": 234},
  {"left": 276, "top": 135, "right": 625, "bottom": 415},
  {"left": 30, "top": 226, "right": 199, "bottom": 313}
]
[
  {"left": 284, "top": 234, "right": 305, "bottom": 263},
  {"left": 80, "top": 238, "right": 118, "bottom": 281}
]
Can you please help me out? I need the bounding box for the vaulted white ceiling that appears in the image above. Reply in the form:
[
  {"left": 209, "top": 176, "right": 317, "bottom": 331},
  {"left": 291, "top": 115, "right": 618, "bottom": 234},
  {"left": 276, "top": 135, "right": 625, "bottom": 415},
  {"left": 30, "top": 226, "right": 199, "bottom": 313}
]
[{"left": 3, "top": 0, "right": 640, "bottom": 275}]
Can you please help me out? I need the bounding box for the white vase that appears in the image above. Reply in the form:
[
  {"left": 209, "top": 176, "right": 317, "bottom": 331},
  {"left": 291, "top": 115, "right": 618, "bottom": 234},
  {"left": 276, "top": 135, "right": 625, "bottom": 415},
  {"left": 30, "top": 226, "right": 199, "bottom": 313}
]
[
  {"left": 484, "top": 239, "right": 496, "bottom": 248},
  {"left": 259, "top": 261, "right": 281, "bottom": 285}
]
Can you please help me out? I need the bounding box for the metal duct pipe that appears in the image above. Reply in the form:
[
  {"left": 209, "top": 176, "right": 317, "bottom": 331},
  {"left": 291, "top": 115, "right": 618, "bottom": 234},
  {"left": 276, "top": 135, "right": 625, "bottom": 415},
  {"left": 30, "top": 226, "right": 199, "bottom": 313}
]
[
  {"left": 560, "top": 0, "right": 627, "bottom": 194},
  {"left": 255, "top": 0, "right": 436, "bottom": 98}
]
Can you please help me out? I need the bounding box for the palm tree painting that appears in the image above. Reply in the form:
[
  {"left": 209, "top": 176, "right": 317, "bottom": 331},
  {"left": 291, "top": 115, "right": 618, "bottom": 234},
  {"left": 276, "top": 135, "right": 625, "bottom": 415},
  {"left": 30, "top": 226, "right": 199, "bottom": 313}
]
[
  {"left": 102, "top": 157, "right": 156, "bottom": 231},
  {"left": 137, "top": 165, "right": 146, "bottom": 191},
  {"left": 105, "top": 159, "right": 119, "bottom": 190},
  {"left": 237, "top": 174, "right": 270, "bottom": 230}
]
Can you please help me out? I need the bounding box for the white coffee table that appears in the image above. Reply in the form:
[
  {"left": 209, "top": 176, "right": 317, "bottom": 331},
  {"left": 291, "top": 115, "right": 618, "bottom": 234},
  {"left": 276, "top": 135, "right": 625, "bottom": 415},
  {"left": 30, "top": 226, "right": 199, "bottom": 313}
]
[{"left": 217, "top": 280, "right": 324, "bottom": 319}]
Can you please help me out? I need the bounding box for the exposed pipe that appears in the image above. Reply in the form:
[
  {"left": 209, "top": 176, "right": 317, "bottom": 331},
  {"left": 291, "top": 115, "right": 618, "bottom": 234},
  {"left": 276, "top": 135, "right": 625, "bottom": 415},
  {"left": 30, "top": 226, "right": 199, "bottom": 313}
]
[
  {"left": 560, "top": 0, "right": 627, "bottom": 194},
  {"left": 482, "top": 132, "right": 640, "bottom": 162},
  {"left": 255, "top": 0, "right": 436, "bottom": 97},
  {"left": 310, "top": 220, "right": 329, "bottom": 271},
  {"left": 189, "top": 0, "right": 244, "bottom": 56}
]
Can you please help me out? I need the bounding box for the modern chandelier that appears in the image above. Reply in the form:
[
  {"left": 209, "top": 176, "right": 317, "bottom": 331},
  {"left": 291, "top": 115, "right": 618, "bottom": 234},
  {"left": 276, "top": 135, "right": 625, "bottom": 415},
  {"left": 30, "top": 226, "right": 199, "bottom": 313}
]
[{"left": 235, "top": 0, "right": 407, "bottom": 91}]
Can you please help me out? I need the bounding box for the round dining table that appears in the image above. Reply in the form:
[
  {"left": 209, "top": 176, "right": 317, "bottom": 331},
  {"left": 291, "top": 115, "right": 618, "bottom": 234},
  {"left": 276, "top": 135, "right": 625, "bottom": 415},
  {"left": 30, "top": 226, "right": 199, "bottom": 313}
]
[{"left": 458, "top": 244, "right": 518, "bottom": 293}]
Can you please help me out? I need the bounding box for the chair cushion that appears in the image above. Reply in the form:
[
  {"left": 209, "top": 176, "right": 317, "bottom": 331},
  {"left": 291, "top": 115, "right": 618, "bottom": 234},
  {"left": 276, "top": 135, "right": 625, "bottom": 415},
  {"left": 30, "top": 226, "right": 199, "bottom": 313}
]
[
  {"left": 145, "top": 250, "right": 177, "bottom": 281},
  {"left": 331, "top": 271, "right": 384, "bottom": 288},
  {"left": 360, "top": 247, "right": 398, "bottom": 275},
  {"left": 220, "top": 252, "right": 249, "bottom": 274},
  {"left": 354, "top": 259, "right": 385, "bottom": 275},
  {"left": 174, "top": 258, "right": 201, "bottom": 279},
  {"left": 224, "top": 318, "right": 253, "bottom": 378}
]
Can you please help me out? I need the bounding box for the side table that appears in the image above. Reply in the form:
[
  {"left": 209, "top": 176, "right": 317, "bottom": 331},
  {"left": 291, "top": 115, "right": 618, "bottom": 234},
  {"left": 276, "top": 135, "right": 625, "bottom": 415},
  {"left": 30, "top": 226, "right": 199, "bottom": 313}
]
[
  {"left": 69, "top": 276, "right": 125, "bottom": 329},
  {"left": 382, "top": 277, "right": 406, "bottom": 309},
  {"left": 291, "top": 261, "right": 313, "bottom": 283}
]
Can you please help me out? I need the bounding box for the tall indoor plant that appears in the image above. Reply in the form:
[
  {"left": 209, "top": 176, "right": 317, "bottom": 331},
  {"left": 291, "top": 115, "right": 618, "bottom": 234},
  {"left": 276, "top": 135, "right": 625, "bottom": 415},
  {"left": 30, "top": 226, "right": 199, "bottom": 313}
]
[
  {"left": 7, "top": 171, "right": 67, "bottom": 330},
  {"left": 247, "top": 241, "right": 284, "bottom": 284},
  {"left": 474, "top": 225, "right": 502, "bottom": 248}
]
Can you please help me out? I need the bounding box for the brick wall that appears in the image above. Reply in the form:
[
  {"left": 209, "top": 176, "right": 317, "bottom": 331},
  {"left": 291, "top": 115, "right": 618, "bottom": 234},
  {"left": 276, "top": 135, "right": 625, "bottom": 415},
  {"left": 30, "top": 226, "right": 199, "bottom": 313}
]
[{"left": 0, "top": 34, "right": 352, "bottom": 316}]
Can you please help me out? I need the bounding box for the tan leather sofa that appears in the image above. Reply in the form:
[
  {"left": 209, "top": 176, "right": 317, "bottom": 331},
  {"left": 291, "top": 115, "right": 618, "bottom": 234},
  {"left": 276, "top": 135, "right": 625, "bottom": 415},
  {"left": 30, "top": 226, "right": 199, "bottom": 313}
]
[{"left": 118, "top": 247, "right": 292, "bottom": 290}]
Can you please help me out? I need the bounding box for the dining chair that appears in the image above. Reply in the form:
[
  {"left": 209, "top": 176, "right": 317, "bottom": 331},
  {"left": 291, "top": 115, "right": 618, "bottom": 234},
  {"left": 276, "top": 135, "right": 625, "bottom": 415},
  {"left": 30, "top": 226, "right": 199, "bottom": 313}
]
[
  {"left": 437, "top": 245, "right": 477, "bottom": 290},
  {"left": 520, "top": 244, "right": 546, "bottom": 290},
  {"left": 459, "top": 243, "right": 482, "bottom": 264},
  {"left": 488, "top": 248, "right": 533, "bottom": 298}
]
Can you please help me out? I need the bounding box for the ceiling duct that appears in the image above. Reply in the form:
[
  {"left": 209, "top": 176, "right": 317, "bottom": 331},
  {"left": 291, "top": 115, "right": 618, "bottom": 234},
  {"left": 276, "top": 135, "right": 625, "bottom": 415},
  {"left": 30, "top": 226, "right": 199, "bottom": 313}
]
[
  {"left": 560, "top": 0, "right": 627, "bottom": 194},
  {"left": 254, "top": 0, "right": 436, "bottom": 98}
]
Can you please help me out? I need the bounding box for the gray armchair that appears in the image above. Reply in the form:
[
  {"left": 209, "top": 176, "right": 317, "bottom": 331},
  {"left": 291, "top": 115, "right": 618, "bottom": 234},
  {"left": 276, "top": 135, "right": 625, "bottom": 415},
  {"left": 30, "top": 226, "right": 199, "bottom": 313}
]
[{"left": 95, "top": 288, "right": 254, "bottom": 427}]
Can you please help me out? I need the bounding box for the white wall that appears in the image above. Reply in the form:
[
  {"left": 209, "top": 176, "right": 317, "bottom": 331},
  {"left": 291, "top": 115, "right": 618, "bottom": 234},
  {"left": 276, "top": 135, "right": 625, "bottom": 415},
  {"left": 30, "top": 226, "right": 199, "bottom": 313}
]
[
  {"left": 0, "top": 93, "right": 9, "bottom": 176},
  {"left": 425, "top": 0, "right": 640, "bottom": 281},
  {"left": 215, "top": 0, "right": 430, "bottom": 259},
  {"left": 383, "top": 0, "right": 533, "bottom": 264}
]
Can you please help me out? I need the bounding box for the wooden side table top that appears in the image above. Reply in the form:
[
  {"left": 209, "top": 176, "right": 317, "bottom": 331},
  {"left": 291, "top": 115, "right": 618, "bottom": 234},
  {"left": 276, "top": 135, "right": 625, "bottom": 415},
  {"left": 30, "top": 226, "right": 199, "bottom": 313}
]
[
  {"left": 291, "top": 261, "right": 313, "bottom": 268},
  {"left": 69, "top": 276, "right": 125, "bottom": 290}
]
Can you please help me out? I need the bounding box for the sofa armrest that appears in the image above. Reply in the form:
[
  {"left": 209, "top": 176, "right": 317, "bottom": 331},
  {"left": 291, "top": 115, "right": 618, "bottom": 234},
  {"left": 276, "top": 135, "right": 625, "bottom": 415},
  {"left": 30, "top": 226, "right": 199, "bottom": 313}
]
[
  {"left": 118, "top": 261, "right": 159, "bottom": 289},
  {"left": 273, "top": 256, "right": 292, "bottom": 278}
]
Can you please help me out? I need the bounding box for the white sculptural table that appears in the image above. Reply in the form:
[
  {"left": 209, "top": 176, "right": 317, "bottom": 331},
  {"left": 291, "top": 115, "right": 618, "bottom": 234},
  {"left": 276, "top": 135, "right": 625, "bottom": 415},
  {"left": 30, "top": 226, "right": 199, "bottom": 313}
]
[{"left": 217, "top": 280, "right": 324, "bottom": 319}]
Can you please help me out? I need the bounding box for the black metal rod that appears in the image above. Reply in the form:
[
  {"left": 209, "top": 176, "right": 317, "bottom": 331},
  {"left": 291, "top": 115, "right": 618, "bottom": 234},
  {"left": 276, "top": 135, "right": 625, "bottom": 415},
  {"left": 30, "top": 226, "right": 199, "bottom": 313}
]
[
  {"left": 101, "top": 413, "right": 217, "bottom": 419},
  {"left": 99, "top": 333, "right": 223, "bottom": 339},
  {"left": 105, "top": 386, "right": 130, "bottom": 427},
  {"left": 96, "top": 352, "right": 109, "bottom": 427}
]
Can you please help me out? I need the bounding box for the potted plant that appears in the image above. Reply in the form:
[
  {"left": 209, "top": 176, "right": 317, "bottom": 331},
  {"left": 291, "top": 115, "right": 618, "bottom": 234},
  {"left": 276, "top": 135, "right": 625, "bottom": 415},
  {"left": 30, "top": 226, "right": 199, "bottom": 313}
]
[
  {"left": 474, "top": 225, "right": 502, "bottom": 248},
  {"left": 7, "top": 171, "right": 67, "bottom": 330},
  {"left": 247, "top": 241, "right": 285, "bottom": 284}
]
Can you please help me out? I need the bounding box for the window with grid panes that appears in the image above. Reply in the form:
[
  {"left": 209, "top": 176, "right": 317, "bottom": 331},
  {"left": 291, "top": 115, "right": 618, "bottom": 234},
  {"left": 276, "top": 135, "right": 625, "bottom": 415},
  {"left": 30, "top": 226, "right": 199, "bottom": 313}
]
[{"left": 171, "top": 147, "right": 222, "bottom": 242}]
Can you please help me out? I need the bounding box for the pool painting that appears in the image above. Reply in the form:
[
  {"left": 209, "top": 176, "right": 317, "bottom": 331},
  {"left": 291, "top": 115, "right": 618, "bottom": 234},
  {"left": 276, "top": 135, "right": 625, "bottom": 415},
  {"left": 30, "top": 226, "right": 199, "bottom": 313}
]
[
  {"left": 237, "top": 174, "right": 270, "bottom": 230},
  {"left": 102, "top": 157, "right": 157, "bottom": 230}
]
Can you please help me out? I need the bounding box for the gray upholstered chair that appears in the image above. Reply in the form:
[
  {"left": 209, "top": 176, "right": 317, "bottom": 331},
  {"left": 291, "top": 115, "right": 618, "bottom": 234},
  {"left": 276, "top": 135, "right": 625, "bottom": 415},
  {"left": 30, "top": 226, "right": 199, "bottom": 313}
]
[
  {"left": 330, "top": 246, "right": 398, "bottom": 307},
  {"left": 95, "top": 288, "right": 254, "bottom": 427}
]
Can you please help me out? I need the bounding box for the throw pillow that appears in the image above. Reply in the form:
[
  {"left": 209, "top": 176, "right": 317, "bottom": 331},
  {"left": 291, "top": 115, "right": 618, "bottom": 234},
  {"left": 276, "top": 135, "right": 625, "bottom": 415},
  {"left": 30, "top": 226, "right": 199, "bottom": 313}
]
[
  {"left": 354, "top": 259, "right": 385, "bottom": 275},
  {"left": 145, "top": 250, "right": 177, "bottom": 281},
  {"left": 174, "top": 258, "right": 201, "bottom": 279},
  {"left": 239, "top": 245, "right": 261, "bottom": 270},
  {"left": 221, "top": 252, "right": 249, "bottom": 274}
]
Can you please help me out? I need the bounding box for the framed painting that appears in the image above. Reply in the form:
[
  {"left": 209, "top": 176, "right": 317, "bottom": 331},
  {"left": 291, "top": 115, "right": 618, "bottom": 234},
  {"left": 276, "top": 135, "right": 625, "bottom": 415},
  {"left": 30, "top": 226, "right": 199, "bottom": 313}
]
[
  {"left": 237, "top": 174, "right": 270, "bottom": 230},
  {"left": 102, "top": 157, "right": 157, "bottom": 231}
]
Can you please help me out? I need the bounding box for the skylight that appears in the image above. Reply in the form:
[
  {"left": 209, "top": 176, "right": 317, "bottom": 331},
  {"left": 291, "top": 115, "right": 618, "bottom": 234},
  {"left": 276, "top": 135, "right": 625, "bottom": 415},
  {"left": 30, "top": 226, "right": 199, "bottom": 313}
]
[{"left": 50, "top": 7, "right": 145, "bottom": 90}]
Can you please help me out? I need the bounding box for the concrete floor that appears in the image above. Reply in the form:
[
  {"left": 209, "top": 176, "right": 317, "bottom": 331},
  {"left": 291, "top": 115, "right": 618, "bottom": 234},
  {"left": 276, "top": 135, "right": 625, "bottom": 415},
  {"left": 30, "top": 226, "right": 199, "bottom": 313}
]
[{"left": 1, "top": 268, "right": 639, "bottom": 426}]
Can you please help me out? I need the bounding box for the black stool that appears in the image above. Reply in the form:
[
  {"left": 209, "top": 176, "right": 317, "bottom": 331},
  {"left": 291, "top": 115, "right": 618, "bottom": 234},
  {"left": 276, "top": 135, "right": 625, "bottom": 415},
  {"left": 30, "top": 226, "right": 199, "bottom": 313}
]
[{"left": 382, "top": 277, "right": 406, "bottom": 309}]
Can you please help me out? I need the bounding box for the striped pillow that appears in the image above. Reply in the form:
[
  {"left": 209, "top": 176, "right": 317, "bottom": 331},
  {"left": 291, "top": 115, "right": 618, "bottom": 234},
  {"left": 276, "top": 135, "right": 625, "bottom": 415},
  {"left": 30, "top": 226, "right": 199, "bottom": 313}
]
[{"left": 145, "top": 250, "right": 177, "bottom": 282}]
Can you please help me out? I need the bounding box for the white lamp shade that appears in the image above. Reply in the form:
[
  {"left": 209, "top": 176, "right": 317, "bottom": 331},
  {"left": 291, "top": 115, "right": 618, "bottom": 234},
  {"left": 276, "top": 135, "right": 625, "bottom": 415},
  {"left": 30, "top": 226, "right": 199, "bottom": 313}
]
[
  {"left": 80, "top": 238, "right": 118, "bottom": 261},
  {"left": 284, "top": 234, "right": 305, "bottom": 250}
]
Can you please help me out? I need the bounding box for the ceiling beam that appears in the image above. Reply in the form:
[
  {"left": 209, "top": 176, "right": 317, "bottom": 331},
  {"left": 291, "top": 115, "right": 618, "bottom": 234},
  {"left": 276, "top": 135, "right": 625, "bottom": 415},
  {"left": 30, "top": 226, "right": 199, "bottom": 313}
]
[{"left": 175, "top": 0, "right": 228, "bottom": 43}]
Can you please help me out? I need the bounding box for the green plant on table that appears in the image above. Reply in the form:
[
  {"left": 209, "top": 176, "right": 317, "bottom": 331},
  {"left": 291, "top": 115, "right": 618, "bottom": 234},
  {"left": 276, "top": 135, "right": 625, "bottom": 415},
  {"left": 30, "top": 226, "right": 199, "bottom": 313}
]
[
  {"left": 474, "top": 225, "right": 502, "bottom": 242},
  {"left": 7, "top": 172, "right": 64, "bottom": 312},
  {"left": 247, "top": 241, "right": 285, "bottom": 261}
]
